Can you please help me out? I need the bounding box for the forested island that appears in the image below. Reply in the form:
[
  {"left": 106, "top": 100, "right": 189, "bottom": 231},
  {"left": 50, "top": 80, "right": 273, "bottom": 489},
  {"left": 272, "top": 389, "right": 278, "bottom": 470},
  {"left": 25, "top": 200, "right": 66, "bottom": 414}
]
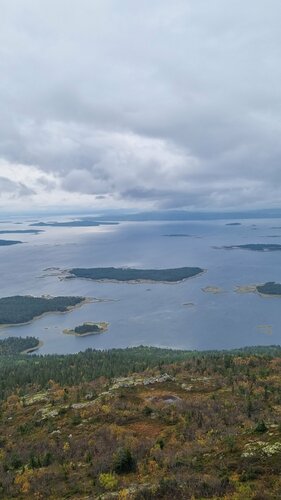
[
  {"left": 66, "top": 266, "right": 204, "bottom": 283},
  {"left": 0, "top": 239, "right": 22, "bottom": 246},
  {"left": 0, "top": 295, "right": 88, "bottom": 326},
  {"left": 163, "top": 233, "right": 193, "bottom": 237},
  {"left": 256, "top": 282, "right": 281, "bottom": 296},
  {"left": 0, "top": 229, "right": 42, "bottom": 235},
  {"left": 64, "top": 322, "right": 109, "bottom": 336},
  {"left": 220, "top": 243, "right": 281, "bottom": 251},
  {"left": 1, "top": 343, "right": 281, "bottom": 497}
]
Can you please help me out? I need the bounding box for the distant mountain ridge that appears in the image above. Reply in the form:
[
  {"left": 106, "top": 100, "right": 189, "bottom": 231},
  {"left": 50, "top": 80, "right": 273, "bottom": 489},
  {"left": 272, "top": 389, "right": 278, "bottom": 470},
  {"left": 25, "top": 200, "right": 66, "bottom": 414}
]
[{"left": 85, "top": 208, "right": 281, "bottom": 222}]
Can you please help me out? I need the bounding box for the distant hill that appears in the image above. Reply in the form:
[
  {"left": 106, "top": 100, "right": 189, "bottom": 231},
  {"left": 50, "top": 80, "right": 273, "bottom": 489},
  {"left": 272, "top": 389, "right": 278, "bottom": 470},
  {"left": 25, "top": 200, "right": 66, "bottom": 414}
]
[{"left": 85, "top": 208, "right": 281, "bottom": 222}]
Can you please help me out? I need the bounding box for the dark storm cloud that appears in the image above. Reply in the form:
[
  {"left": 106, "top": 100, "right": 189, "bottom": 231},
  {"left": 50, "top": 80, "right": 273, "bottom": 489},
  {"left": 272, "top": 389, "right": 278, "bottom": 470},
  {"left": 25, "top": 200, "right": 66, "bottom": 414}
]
[{"left": 0, "top": 0, "right": 281, "bottom": 210}]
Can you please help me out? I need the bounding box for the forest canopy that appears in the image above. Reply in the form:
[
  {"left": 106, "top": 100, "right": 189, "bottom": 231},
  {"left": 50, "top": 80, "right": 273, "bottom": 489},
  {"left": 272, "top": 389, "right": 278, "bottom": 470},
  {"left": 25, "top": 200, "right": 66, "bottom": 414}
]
[{"left": 0, "top": 295, "right": 85, "bottom": 325}]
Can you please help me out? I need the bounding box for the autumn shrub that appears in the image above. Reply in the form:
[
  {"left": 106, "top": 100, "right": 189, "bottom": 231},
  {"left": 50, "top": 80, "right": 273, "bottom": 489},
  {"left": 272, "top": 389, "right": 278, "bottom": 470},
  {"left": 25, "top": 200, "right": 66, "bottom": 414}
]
[{"left": 99, "top": 472, "right": 118, "bottom": 491}]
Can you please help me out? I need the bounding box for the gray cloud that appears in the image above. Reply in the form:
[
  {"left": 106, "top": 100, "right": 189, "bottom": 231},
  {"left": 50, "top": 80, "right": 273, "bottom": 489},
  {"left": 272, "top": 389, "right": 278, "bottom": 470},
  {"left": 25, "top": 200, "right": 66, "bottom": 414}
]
[
  {"left": 0, "top": 177, "right": 35, "bottom": 198},
  {"left": 0, "top": 0, "right": 281, "bottom": 211}
]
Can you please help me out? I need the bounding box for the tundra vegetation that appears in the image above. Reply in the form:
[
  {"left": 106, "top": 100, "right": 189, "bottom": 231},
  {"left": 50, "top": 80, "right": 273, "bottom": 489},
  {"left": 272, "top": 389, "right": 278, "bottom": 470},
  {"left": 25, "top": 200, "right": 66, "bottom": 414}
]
[{"left": 1, "top": 340, "right": 281, "bottom": 498}]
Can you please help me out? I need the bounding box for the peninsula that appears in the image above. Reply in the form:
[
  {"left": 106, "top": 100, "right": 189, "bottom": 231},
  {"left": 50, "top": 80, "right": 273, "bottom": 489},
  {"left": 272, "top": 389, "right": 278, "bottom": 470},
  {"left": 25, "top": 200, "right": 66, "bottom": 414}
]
[
  {"left": 65, "top": 266, "right": 205, "bottom": 283},
  {"left": 0, "top": 295, "right": 89, "bottom": 326},
  {"left": 63, "top": 322, "right": 109, "bottom": 336},
  {"left": 0, "top": 336, "right": 41, "bottom": 355}
]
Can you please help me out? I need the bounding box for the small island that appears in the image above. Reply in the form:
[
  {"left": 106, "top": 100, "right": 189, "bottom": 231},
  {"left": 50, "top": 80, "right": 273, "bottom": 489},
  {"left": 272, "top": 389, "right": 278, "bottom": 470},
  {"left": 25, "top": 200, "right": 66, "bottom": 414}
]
[
  {"left": 0, "top": 230, "right": 43, "bottom": 235},
  {"left": 0, "top": 239, "right": 22, "bottom": 246},
  {"left": 217, "top": 244, "right": 281, "bottom": 252},
  {"left": 64, "top": 322, "right": 109, "bottom": 336},
  {"left": 65, "top": 266, "right": 205, "bottom": 283},
  {"left": 235, "top": 285, "right": 257, "bottom": 294},
  {"left": 256, "top": 282, "right": 281, "bottom": 296},
  {"left": 163, "top": 234, "right": 193, "bottom": 237},
  {"left": 202, "top": 286, "right": 224, "bottom": 294},
  {"left": 0, "top": 295, "right": 90, "bottom": 326}
]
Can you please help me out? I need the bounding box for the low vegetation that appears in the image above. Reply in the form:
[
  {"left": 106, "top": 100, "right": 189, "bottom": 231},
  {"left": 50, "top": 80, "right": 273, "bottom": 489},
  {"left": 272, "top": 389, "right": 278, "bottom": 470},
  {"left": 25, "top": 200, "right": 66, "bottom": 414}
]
[{"left": 1, "top": 342, "right": 281, "bottom": 497}]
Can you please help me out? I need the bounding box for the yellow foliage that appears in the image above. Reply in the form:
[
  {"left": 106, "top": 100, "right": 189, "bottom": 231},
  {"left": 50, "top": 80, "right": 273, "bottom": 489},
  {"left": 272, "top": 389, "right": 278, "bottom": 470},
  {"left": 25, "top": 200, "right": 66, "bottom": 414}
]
[
  {"left": 101, "top": 404, "right": 111, "bottom": 414},
  {"left": 15, "top": 470, "right": 33, "bottom": 494},
  {"left": 230, "top": 472, "right": 240, "bottom": 482},
  {"left": 63, "top": 441, "right": 70, "bottom": 452},
  {"left": 118, "top": 489, "right": 130, "bottom": 499},
  {"left": 107, "top": 423, "right": 127, "bottom": 437},
  {"left": 99, "top": 472, "right": 118, "bottom": 491},
  {"left": 230, "top": 482, "right": 254, "bottom": 499}
]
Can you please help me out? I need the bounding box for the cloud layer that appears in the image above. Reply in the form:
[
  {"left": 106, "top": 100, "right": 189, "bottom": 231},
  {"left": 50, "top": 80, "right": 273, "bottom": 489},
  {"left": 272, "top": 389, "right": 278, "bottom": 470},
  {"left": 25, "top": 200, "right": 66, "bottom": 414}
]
[{"left": 1, "top": 0, "right": 281, "bottom": 212}]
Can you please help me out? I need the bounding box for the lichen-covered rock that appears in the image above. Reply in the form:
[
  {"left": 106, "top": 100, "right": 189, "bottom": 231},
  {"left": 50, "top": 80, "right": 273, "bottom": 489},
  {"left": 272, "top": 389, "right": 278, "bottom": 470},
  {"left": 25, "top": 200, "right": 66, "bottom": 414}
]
[{"left": 242, "top": 441, "right": 281, "bottom": 457}]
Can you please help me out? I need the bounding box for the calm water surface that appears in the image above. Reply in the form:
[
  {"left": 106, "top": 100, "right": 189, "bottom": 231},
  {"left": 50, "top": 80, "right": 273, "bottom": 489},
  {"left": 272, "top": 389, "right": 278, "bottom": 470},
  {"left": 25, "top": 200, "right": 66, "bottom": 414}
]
[{"left": 0, "top": 217, "right": 281, "bottom": 353}]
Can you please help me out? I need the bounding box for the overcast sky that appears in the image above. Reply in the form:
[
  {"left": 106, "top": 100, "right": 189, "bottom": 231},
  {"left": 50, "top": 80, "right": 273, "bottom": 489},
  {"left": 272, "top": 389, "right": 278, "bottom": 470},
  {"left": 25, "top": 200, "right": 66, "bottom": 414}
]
[{"left": 1, "top": 0, "right": 281, "bottom": 213}]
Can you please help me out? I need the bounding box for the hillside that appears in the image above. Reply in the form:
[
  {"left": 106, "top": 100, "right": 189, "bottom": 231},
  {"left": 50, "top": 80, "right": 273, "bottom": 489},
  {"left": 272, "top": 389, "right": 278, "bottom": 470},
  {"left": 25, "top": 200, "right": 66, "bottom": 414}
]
[{"left": 1, "top": 342, "right": 281, "bottom": 498}]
